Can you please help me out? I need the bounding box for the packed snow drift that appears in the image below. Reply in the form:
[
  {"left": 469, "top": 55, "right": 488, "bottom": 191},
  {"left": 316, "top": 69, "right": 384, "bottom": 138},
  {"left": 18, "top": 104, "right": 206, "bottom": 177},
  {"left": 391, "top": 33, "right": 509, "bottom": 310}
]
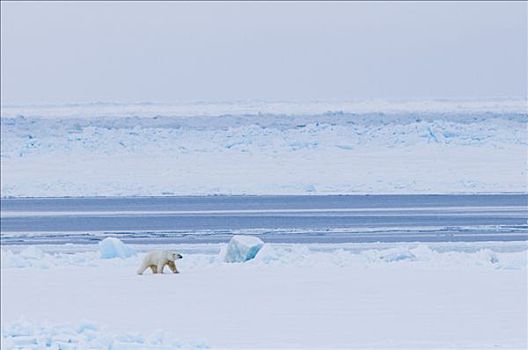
[{"left": 1, "top": 100, "right": 527, "bottom": 197}]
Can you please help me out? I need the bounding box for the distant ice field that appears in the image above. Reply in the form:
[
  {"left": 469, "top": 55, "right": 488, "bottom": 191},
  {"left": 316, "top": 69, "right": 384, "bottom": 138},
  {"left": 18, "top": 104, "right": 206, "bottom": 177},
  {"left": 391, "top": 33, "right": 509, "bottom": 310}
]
[
  {"left": 2, "top": 99, "right": 526, "bottom": 118},
  {"left": 1, "top": 195, "right": 526, "bottom": 245},
  {"left": 1, "top": 100, "right": 527, "bottom": 197}
]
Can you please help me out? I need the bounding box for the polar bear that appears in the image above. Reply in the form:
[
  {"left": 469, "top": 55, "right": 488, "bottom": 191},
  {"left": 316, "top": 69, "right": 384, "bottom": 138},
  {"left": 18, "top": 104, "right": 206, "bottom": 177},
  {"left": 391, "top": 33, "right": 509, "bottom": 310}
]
[{"left": 137, "top": 250, "right": 183, "bottom": 275}]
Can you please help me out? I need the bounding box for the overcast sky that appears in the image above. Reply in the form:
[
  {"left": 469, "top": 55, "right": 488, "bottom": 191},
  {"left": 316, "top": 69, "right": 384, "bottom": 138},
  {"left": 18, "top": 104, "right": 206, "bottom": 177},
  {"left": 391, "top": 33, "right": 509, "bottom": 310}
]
[{"left": 1, "top": 1, "right": 526, "bottom": 105}]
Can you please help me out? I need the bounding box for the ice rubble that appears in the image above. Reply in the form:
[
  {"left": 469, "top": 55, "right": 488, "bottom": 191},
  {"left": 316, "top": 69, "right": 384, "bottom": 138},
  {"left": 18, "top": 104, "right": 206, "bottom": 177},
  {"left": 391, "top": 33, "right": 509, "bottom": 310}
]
[
  {"left": 1, "top": 246, "right": 51, "bottom": 269},
  {"left": 0, "top": 321, "right": 208, "bottom": 349},
  {"left": 1, "top": 242, "right": 526, "bottom": 270},
  {"left": 223, "top": 235, "right": 264, "bottom": 263},
  {"left": 1, "top": 101, "right": 527, "bottom": 197},
  {"left": 98, "top": 237, "right": 136, "bottom": 259}
]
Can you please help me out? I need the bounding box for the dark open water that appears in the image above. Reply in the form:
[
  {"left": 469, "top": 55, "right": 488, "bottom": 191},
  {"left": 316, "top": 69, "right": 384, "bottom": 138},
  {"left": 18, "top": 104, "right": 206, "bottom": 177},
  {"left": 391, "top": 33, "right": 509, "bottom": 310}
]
[{"left": 1, "top": 195, "right": 526, "bottom": 245}]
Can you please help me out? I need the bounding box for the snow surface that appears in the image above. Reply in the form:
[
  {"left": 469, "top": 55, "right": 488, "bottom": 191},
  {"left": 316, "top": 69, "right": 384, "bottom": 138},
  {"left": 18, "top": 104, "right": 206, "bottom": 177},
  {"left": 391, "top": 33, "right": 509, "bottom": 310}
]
[
  {"left": 2, "top": 99, "right": 526, "bottom": 119},
  {"left": 1, "top": 242, "right": 527, "bottom": 348},
  {"left": 1, "top": 321, "right": 207, "bottom": 349},
  {"left": 223, "top": 235, "right": 264, "bottom": 263},
  {"left": 99, "top": 237, "right": 136, "bottom": 259},
  {"left": 1, "top": 100, "right": 527, "bottom": 197}
]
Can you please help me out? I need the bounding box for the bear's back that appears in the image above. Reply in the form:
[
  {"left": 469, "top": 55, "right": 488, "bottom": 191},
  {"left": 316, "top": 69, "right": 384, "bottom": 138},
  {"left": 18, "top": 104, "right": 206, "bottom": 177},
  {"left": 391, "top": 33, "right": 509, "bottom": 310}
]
[{"left": 144, "top": 250, "right": 168, "bottom": 263}]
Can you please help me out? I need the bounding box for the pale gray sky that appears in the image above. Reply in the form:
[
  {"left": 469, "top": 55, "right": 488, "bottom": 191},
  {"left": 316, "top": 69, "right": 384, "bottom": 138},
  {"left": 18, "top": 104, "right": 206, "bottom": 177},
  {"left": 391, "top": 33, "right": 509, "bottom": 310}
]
[{"left": 1, "top": 1, "right": 526, "bottom": 105}]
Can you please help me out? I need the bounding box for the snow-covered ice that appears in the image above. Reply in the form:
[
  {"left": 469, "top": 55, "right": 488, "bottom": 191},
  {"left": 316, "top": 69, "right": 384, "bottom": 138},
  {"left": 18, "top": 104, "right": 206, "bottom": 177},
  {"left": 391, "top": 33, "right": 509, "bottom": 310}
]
[
  {"left": 1, "top": 241, "right": 527, "bottom": 348},
  {"left": 223, "top": 235, "right": 264, "bottom": 263},
  {"left": 1, "top": 99, "right": 526, "bottom": 119},
  {"left": 1, "top": 100, "right": 526, "bottom": 197},
  {"left": 1, "top": 100, "right": 527, "bottom": 348},
  {"left": 99, "top": 237, "right": 136, "bottom": 259},
  {"left": 2, "top": 241, "right": 527, "bottom": 270},
  {"left": 1, "top": 321, "right": 208, "bottom": 350}
]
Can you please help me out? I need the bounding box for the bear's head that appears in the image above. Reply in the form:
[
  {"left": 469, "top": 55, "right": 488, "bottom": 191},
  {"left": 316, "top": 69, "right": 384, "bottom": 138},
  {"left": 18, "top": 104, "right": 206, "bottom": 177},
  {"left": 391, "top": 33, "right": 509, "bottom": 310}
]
[{"left": 166, "top": 251, "right": 183, "bottom": 261}]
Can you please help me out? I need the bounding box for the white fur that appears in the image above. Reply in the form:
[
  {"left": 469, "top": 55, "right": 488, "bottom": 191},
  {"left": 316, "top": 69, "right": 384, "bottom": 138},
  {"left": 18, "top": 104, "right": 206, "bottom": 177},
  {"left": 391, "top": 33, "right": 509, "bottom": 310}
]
[{"left": 137, "top": 250, "right": 182, "bottom": 275}]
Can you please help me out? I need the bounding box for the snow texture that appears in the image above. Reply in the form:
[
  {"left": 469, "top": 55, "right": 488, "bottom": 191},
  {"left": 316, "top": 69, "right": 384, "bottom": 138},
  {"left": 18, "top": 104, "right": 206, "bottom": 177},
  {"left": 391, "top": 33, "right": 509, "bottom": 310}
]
[
  {"left": 1, "top": 241, "right": 527, "bottom": 348},
  {"left": 1, "top": 321, "right": 208, "bottom": 349},
  {"left": 99, "top": 237, "right": 136, "bottom": 259},
  {"left": 2, "top": 242, "right": 526, "bottom": 271},
  {"left": 223, "top": 235, "right": 264, "bottom": 263},
  {"left": 1, "top": 100, "right": 527, "bottom": 197}
]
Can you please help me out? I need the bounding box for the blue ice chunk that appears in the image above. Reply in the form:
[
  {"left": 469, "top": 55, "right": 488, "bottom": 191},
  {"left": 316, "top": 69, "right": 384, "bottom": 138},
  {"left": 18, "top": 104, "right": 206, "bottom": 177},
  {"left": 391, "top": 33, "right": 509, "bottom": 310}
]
[
  {"left": 99, "top": 237, "right": 135, "bottom": 259},
  {"left": 223, "top": 235, "right": 264, "bottom": 263}
]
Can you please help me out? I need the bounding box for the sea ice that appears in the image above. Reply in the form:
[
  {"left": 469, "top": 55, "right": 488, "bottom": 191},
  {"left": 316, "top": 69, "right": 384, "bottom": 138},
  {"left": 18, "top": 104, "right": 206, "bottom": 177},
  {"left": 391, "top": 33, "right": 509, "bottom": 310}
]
[
  {"left": 2, "top": 242, "right": 527, "bottom": 348},
  {"left": 1, "top": 101, "right": 526, "bottom": 197},
  {"left": 1, "top": 242, "right": 526, "bottom": 270},
  {"left": 98, "top": 237, "right": 136, "bottom": 259},
  {"left": 223, "top": 235, "right": 264, "bottom": 263},
  {"left": 0, "top": 321, "right": 207, "bottom": 349}
]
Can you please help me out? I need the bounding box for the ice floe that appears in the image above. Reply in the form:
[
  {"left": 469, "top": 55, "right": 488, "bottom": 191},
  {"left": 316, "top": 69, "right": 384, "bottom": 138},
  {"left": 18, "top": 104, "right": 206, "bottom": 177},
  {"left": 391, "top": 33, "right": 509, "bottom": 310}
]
[
  {"left": 223, "top": 235, "right": 264, "bottom": 263},
  {"left": 99, "top": 237, "right": 136, "bottom": 259}
]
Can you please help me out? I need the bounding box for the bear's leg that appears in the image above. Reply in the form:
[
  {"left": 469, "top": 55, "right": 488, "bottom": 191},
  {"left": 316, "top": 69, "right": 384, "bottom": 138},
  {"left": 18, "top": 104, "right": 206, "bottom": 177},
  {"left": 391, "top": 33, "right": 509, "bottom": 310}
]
[
  {"left": 157, "top": 263, "right": 165, "bottom": 274},
  {"left": 167, "top": 261, "right": 179, "bottom": 274},
  {"left": 149, "top": 265, "right": 158, "bottom": 274},
  {"left": 137, "top": 263, "right": 148, "bottom": 275}
]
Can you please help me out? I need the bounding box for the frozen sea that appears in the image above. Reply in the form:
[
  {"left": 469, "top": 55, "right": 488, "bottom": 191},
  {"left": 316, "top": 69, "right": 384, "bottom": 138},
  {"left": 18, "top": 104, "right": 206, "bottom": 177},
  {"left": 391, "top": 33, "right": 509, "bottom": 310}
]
[
  {"left": 2, "top": 101, "right": 527, "bottom": 349},
  {"left": 1, "top": 100, "right": 526, "bottom": 197},
  {"left": 1, "top": 194, "right": 527, "bottom": 245}
]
